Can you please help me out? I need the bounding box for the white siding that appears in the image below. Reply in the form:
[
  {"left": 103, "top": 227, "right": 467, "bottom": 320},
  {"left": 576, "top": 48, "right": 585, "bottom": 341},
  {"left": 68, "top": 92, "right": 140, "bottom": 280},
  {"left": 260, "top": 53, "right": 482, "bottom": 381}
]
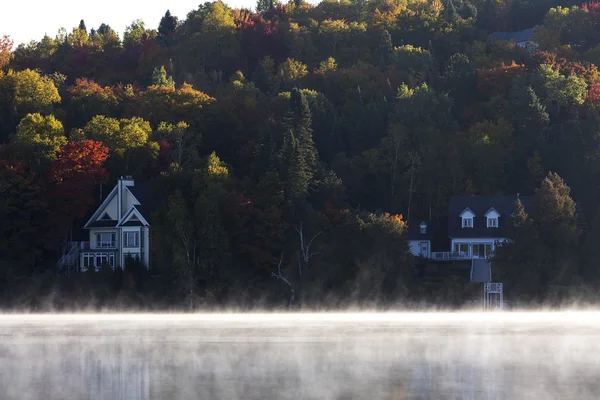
[
  {"left": 102, "top": 196, "right": 118, "bottom": 220},
  {"left": 408, "top": 240, "right": 430, "bottom": 258}
]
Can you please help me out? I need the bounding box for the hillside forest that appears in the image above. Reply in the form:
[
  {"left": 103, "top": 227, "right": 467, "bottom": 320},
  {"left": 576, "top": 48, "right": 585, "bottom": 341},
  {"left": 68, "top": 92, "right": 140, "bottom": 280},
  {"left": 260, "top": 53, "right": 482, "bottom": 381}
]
[{"left": 1, "top": 0, "right": 600, "bottom": 310}]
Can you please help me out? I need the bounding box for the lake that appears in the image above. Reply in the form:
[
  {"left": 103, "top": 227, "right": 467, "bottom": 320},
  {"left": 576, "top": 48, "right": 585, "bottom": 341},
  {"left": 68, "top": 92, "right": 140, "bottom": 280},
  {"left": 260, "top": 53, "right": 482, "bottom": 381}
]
[{"left": 1, "top": 312, "right": 599, "bottom": 399}]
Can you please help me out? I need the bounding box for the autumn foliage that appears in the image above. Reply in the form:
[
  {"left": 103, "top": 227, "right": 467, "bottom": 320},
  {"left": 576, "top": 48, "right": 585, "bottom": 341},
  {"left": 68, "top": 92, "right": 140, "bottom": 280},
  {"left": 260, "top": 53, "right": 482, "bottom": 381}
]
[
  {"left": 0, "top": 35, "right": 12, "bottom": 70},
  {"left": 50, "top": 140, "right": 109, "bottom": 221}
]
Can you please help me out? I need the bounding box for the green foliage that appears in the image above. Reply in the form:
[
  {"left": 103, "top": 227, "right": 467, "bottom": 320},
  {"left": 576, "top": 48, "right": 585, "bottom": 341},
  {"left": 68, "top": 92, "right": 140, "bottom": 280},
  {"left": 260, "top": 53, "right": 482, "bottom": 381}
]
[
  {"left": 151, "top": 66, "right": 175, "bottom": 88},
  {"left": 538, "top": 64, "right": 587, "bottom": 110},
  {"left": 12, "top": 113, "right": 66, "bottom": 165},
  {"left": 5, "top": 0, "right": 600, "bottom": 308},
  {"left": 80, "top": 115, "right": 151, "bottom": 156},
  {"left": 1, "top": 69, "right": 61, "bottom": 112}
]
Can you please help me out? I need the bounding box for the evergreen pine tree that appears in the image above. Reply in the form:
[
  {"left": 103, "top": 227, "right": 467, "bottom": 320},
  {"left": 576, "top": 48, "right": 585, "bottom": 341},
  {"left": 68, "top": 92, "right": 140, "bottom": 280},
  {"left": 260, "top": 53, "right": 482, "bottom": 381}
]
[
  {"left": 78, "top": 19, "right": 87, "bottom": 33},
  {"left": 151, "top": 66, "right": 175, "bottom": 87},
  {"left": 376, "top": 29, "right": 393, "bottom": 71},
  {"left": 494, "top": 198, "right": 543, "bottom": 301},
  {"left": 158, "top": 10, "right": 179, "bottom": 45},
  {"left": 280, "top": 89, "right": 318, "bottom": 200}
]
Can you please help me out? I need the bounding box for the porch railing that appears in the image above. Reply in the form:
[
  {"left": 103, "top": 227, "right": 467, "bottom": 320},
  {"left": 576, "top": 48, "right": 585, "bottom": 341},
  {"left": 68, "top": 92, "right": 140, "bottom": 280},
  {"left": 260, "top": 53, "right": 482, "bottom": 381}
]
[
  {"left": 430, "top": 251, "right": 472, "bottom": 260},
  {"left": 56, "top": 242, "right": 81, "bottom": 275}
]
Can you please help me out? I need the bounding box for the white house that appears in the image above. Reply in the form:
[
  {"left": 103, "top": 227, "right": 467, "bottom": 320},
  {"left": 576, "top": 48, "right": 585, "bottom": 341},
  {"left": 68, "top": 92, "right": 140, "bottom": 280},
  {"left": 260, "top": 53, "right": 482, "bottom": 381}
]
[
  {"left": 447, "top": 195, "right": 533, "bottom": 259},
  {"left": 407, "top": 220, "right": 435, "bottom": 258},
  {"left": 57, "top": 176, "right": 153, "bottom": 272},
  {"left": 488, "top": 28, "right": 539, "bottom": 52},
  {"left": 407, "top": 195, "right": 532, "bottom": 282}
]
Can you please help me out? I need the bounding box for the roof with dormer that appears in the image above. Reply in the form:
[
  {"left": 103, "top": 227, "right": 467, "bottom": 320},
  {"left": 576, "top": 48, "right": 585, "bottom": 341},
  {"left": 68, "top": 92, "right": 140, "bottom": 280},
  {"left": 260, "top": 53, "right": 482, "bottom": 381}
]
[
  {"left": 448, "top": 195, "right": 533, "bottom": 239},
  {"left": 407, "top": 219, "right": 437, "bottom": 241}
]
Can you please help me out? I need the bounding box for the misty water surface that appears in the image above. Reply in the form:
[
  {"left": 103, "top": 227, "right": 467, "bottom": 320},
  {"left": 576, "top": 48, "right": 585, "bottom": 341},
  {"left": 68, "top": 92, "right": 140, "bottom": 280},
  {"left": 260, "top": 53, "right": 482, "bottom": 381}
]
[{"left": 1, "top": 312, "right": 599, "bottom": 400}]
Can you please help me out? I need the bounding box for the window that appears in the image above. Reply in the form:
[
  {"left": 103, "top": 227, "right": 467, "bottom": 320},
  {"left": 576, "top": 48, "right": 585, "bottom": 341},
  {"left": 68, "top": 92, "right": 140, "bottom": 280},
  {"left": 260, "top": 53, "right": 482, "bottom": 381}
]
[
  {"left": 82, "top": 252, "right": 114, "bottom": 271},
  {"left": 123, "top": 232, "right": 139, "bottom": 247},
  {"left": 453, "top": 243, "right": 469, "bottom": 255},
  {"left": 420, "top": 224, "right": 427, "bottom": 234},
  {"left": 462, "top": 218, "right": 473, "bottom": 228},
  {"left": 96, "top": 232, "right": 116, "bottom": 248},
  {"left": 487, "top": 218, "right": 498, "bottom": 228}
]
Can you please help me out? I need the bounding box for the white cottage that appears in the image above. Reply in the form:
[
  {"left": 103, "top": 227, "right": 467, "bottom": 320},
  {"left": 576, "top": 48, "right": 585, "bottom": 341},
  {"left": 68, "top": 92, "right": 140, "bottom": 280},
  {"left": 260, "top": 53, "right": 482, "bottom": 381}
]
[
  {"left": 407, "top": 220, "right": 436, "bottom": 258},
  {"left": 448, "top": 195, "right": 532, "bottom": 260},
  {"left": 76, "top": 176, "right": 152, "bottom": 271}
]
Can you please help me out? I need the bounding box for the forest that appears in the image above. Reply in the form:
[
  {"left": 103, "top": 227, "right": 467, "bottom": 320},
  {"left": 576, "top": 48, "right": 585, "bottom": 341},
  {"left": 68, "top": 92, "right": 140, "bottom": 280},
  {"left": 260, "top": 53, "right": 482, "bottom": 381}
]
[{"left": 1, "top": 0, "right": 600, "bottom": 310}]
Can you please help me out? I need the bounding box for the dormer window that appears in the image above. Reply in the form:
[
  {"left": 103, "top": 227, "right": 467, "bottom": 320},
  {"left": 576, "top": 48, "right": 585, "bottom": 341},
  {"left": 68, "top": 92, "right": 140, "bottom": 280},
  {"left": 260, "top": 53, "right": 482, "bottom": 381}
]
[
  {"left": 419, "top": 222, "right": 427, "bottom": 234},
  {"left": 484, "top": 207, "right": 500, "bottom": 229},
  {"left": 459, "top": 207, "right": 475, "bottom": 228}
]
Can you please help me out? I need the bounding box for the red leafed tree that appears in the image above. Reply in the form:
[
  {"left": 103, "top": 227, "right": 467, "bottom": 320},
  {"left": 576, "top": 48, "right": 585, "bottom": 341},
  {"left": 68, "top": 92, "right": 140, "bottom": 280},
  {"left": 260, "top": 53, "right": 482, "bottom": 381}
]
[
  {"left": 50, "top": 140, "right": 109, "bottom": 222},
  {"left": 583, "top": 2, "right": 600, "bottom": 25},
  {"left": 477, "top": 62, "right": 525, "bottom": 97},
  {"left": 588, "top": 84, "right": 600, "bottom": 106},
  {"left": 0, "top": 35, "right": 13, "bottom": 69}
]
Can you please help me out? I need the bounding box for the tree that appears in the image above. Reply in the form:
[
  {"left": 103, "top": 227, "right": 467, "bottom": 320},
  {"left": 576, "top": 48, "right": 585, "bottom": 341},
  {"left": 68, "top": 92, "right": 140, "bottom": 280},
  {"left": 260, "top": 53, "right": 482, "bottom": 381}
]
[
  {"left": 0, "top": 35, "right": 13, "bottom": 70},
  {"left": 279, "top": 58, "right": 308, "bottom": 86},
  {"left": 534, "top": 172, "right": 578, "bottom": 249},
  {"left": 12, "top": 113, "right": 66, "bottom": 167},
  {"left": 48, "top": 140, "right": 109, "bottom": 237},
  {"left": 319, "top": 19, "right": 350, "bottom": 58},
  {"left": 79, "top": 115, "right": 151, "bottom": 155},
  {"left": 151, "top": 65, "right": 175, "bottom": 88},
  {"left": 2, "top": 69, "right": 61, "bottom": 113},
  {"left": 256, "top": 0, "right": 279, "bottom": 12},
  {"left": 78, "top": 20, "right": 87, "bottom": 33},
  {"left": 0, "top": 159, "right": 49, "bottom": 272},
  {"left": 156, "top": 121, "right": 192, "bottom": 167},
  {"left": 157, "top": 10, "right": 179, "bottom": 44},
  {"left": 375, "top": 29, "right": 393, "bottom": 70},
  {"left": 537, "top": 64, "right": 587, "bottom": 117},
  {"left": 533, "top": 172, "right": 579, "bottom": 287},
  {"left": 280, "top": 89, "right": 317, "bottom": 200},
  {"left": 493, "top": 199, "right": 543, "bottom": 301}
]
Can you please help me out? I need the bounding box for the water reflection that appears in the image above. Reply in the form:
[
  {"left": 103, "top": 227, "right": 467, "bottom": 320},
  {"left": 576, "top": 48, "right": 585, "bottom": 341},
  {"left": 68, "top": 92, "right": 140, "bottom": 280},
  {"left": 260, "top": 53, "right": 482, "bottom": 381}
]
[{"left": 1, "top": 313, "right": 599, "bottom": 399}]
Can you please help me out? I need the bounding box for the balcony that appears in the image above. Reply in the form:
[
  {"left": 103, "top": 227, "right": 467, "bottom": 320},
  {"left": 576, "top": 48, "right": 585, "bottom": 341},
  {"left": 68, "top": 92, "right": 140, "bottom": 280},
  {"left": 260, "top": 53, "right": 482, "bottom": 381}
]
[{"left": 80, "top": 242, "right": 117, "bottom": 251}]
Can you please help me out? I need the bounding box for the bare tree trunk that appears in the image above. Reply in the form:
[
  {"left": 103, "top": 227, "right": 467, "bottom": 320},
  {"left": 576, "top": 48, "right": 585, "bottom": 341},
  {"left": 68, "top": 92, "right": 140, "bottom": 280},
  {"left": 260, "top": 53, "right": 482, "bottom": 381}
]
[{"left": 272, "top": 253, "right": 295, "bottom": 308}]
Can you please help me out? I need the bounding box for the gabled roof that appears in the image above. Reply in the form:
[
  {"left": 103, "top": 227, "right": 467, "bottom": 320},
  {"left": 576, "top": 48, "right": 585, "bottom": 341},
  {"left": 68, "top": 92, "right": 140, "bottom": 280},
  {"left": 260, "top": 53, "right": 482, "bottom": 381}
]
[
  {"left": 488, "top": 28, "right": 535, "bottom": 43},
  {"left": 448, "top": 195, "right": 533, "bottom": 239},
  {"left": 459, "top": 207, "right": 475, "bottom": 217},
  {"left": 117, "top": 205, "right": 149, "bottom": 227},
  {"left": 484, "top": 207, "right": 500, "bottom": 217},
  {"left": 84, "top": 185, "right": 118, "bottom": 229},
  {"left": 83, "top": 180, "right": 160, "bottom": 230},
  {"left": 407, "top": 219, "right": 436, "bottom": 241}
]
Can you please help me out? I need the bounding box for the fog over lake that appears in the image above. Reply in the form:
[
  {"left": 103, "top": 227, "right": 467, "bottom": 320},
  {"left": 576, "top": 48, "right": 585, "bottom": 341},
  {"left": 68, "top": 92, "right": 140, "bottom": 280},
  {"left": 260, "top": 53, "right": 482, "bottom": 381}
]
[{"left": 1, "top": 312, "right": 599, "bottom": 399}]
